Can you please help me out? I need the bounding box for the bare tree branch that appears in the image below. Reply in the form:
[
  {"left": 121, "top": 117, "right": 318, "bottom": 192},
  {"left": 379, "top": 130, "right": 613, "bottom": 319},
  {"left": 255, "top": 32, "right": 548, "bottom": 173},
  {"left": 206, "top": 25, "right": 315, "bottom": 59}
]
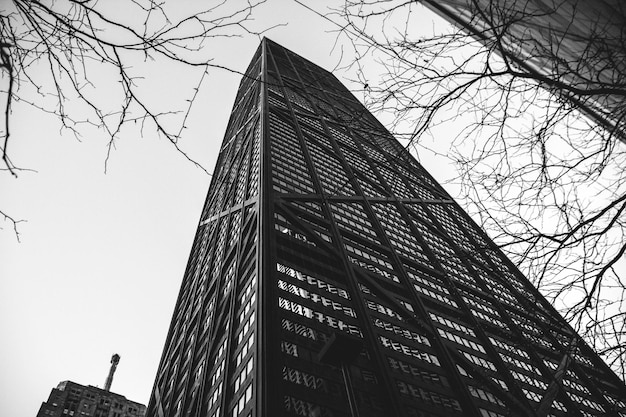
[
  {"left": 0, "top": 0, "right": 279, "bottom": 242},
  {"left": 0, "top": 208, "right": 24, "bottom": 241},
  {"left": 334, "top": 0, "right": 626, "bottom": 378},
  {"left": 0, "top": 0, "right": 274, "bottom": 176}
]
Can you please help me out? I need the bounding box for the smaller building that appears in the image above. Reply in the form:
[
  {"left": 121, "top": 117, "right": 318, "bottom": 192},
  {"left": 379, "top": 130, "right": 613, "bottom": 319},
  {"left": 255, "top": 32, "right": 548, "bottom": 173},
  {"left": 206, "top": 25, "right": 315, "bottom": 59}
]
[{"left": 36, "top": 380, "right": 146, "bottom": 417}]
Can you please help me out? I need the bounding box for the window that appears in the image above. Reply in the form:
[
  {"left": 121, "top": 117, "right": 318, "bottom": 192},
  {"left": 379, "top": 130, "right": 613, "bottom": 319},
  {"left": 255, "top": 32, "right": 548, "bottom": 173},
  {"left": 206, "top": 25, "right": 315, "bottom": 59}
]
[
  {"left": 468, "top": 385, "right": 505, "bottom": 406},
  {"left": 277, "top": 263, "right": 349, "bottom": 299},
  {"left": 437, "top": 328, "right": 486, "bottom": 354},
  {"left": 234, "top": 358, "right": 254, "bottom": 393},
  {"left": 462, "top": 351, "right": 497, "bottom": 372},
  {"left": 232, "top": 384, "right": 253, "bottom": 416},
  {"left": 510, "top": 371, "right": 547, "bottom": 390},
  {"left": 235, "top": 333, "right": 255, "bottom": 367},
  {"left": 387, "top": 357, "right": 448, "bottom": 388},
  {"left": 236, "top": 311, "right": 255, "bottom": 344},
  {"left": 429, "top": 312, "right": 475, "bottom": 337},
  {"left": 278, "top": 279, "right": 355, "bottom": 318},
  {"left": 366, "top": 299, "right": 403, "bottom": 321},
  {"left": 281, "top": 318, "right": 327, "bottom": 342},
  {"left": 379, "top": 336, "right": 440, "bottom": 366},
  {"left": 283, "top": 395, "right": 330, "bottom": 417},
  {"left": 396, "top": 380, "right": 461, "bottom": 411},
  {"left": 282, "top": 366, "right": 334, "bottom": 394},
  {"left": 372, "top": 317, "right": 430, "bottom": 346},
  {"left": 281, "top": 341, "right": 299, "bottom": 357},
  {"left": 208, "top": 382, "right": 222, "bottom": 410},
  {"left": 278, "top": 297, "right": 362, "bottom": 337},
  {"left": 480, "top": 409, "right": 506, "bottom": 417},
  {"left": 498, "top": 353, "right": 540, "bottom": 375}
]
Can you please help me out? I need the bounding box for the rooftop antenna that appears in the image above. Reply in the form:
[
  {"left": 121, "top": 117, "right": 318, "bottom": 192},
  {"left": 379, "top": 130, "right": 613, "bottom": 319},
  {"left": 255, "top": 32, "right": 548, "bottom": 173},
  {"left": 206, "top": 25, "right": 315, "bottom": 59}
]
[{"left": 104, "top": 353, "right": 120, "bottom": 392}]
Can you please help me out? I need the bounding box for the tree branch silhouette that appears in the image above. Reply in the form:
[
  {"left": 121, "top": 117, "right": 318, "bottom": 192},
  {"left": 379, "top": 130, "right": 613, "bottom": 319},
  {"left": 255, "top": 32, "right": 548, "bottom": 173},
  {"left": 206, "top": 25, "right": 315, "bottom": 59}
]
[
  {"left": 0, "top": 0, "right": 274, "bottom": 238},
  {"left": 335, "top": 0, "right": 626, "bottom": 378}
]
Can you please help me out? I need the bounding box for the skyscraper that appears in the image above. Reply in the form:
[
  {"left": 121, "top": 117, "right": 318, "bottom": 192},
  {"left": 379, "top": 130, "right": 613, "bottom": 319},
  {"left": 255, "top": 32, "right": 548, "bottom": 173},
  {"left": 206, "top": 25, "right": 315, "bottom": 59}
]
[{"left": 145, "top": 39, "right": 626, "bottom": 417}]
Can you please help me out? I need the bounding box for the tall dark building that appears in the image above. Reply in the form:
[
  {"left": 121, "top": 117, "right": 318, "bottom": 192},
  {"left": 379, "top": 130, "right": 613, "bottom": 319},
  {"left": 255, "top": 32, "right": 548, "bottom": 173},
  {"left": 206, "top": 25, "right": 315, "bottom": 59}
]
[{"left": 145, "top": 39, "right": 626, "bottom": 417}]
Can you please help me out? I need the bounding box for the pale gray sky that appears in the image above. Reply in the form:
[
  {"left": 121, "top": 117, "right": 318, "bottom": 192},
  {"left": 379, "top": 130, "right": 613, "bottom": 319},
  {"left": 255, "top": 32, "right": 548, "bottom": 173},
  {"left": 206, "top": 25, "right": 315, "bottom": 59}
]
[{"left": 0, "top": 2, "right": 452, "bottom": 416}]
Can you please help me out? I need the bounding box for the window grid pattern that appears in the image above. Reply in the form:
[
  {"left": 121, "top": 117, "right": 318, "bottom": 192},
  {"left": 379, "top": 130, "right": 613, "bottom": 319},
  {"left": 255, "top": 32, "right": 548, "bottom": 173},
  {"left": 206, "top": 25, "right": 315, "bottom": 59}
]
[
  {"left": 409, "top": 269, "right": 460, "bottom": 309},
  {"left": 329, "top": 124, "right": 358, "bottom": 148},
  {"left": 331, "top": 202, "right": 379, "bottom": 241},
  {"left": 246, "top": 122, "right": 261, "bottom": 199},
  {"left": 268, "top": 85, "right": 287, "bottom": 110},
  {"left": 270, "top": 112, "right": 316, "bottom": 195},
  {"left": 298, "top": 121, "right": 334, "bottom": 152},
  {"left": 341, "top": 145, "right": 380, "bottom": 185},
  {"left": 283, "top": 83, "right": 314, "bottom": 112},
  {"left": 306, "top": 140, "right": 355, "bottom": 196},
  {"left": 378, "top": 165, "right": 415, "bottom": 199},
  {"left": 357, "top": 177, "right": 388, "bottom": 197},
  {"left": 372, "top": 203, "right": 430, "bottom": 265}
]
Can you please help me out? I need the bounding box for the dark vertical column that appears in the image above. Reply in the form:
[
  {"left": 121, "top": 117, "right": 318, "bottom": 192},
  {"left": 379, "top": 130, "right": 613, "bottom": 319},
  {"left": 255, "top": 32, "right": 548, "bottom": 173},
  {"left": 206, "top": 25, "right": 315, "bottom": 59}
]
[{"left": 256, "top": 37, "right": 273, "bottom": 417}]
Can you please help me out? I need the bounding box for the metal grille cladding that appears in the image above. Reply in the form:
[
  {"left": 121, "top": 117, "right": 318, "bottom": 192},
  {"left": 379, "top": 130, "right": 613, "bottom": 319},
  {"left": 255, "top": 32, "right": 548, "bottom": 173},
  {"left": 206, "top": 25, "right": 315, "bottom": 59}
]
[{"left": 145, "top": 39, "right": 626, "bottom": 417}]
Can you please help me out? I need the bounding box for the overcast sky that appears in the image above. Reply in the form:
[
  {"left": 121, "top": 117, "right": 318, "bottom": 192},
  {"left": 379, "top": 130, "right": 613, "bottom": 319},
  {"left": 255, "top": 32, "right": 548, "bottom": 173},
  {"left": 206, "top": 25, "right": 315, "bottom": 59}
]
[{"left": 0, "top": 2, "right": 459, "bottom": 416}]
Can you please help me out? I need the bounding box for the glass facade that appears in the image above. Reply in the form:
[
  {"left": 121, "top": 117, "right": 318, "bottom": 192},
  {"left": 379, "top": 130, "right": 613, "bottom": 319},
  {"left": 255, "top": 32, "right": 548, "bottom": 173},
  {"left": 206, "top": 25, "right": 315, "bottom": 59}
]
[{"left": 145, "top": 39, "right": 626, "bottom": 417}]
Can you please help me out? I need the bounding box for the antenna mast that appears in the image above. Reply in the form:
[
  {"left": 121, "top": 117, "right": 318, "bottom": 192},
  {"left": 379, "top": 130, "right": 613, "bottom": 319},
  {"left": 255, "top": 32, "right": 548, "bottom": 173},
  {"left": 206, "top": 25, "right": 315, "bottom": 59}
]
[{"left": 104, "top": 353, "right": 120, "bottom": 392}]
